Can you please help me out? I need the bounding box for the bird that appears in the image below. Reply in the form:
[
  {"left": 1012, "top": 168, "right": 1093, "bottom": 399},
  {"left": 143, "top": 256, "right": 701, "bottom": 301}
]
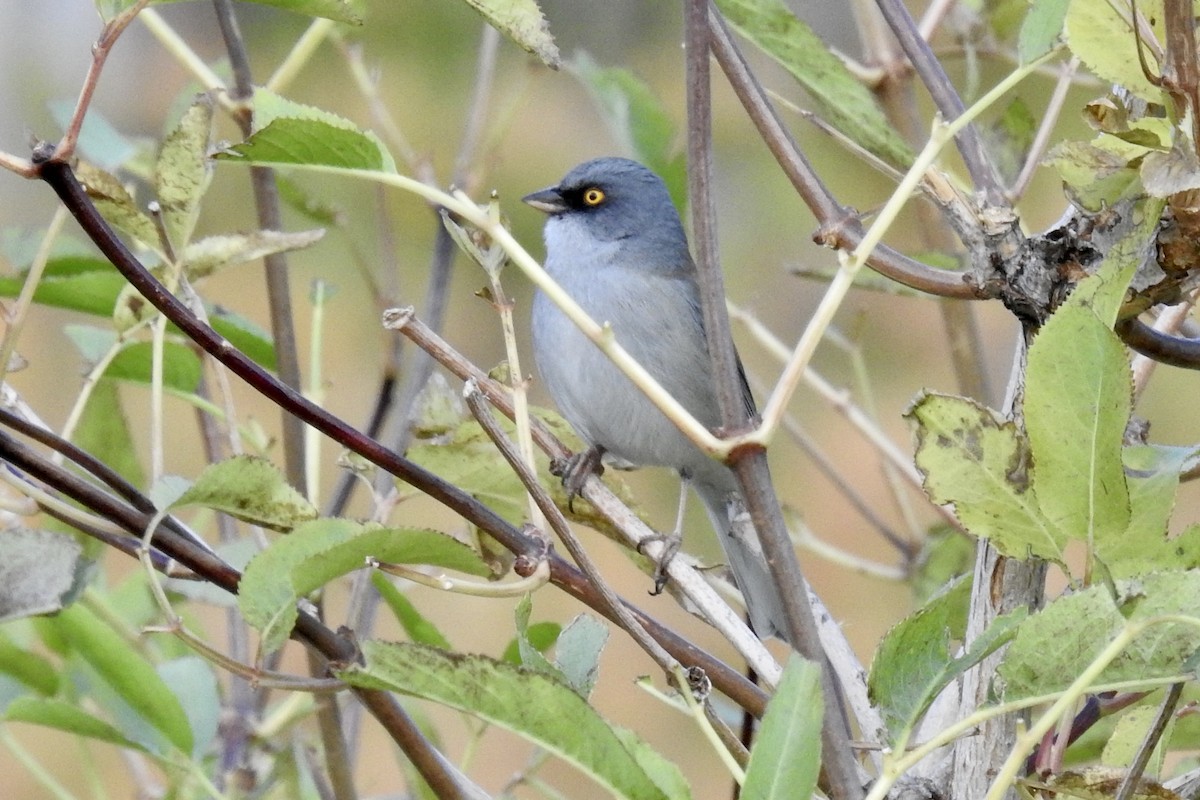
[{"left": 524, "top": 156, "right": 788, "bottom": 642}]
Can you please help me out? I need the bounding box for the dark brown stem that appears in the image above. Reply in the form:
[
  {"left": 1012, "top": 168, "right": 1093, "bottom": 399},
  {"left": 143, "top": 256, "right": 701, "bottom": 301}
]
[
  {"left": 212, "top": 0, "right": 308, "bottom": 497},
  {"left": 706, "top": 6, "right": 979, "bottom": 300},
  {"left": 1117, "top": 317, "right": 1200, "bottom": 369},
  {"left": 1115, "top": 684, "right": 1184, "bottom": 800},
  {"left": 871, "top": 0, "right": 1003, "bottom": 203}
]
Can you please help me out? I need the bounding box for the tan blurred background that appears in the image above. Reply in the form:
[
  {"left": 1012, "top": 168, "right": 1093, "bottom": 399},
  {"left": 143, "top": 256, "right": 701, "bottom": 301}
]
[{"left": 0, "top": 1, "right": 1197, "bottom": 798}]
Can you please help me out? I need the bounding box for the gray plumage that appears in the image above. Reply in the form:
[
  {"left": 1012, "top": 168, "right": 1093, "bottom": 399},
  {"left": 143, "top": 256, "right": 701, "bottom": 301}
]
[{"left": 525, "top": 157, "right": 787, "bottom": 641}]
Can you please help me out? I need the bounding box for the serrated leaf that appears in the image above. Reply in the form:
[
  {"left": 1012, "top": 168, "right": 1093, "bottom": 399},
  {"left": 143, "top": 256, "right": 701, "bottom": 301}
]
[
  {"left": 554, "top": 614, "right": 608, "bottom": 698},
  {"left": 216, "top": 88, "right": 394, "bottom": 172},
  {"left": 4, "top": 697, "right": 147, "bottom": 751},
  {"left": 716, "top": 0, "right": 914, "bottom": 169},
  {"left": 871, "top": 580, "right": 1024, "bottom": 748},
  {"left": 370, "top": 571, "right": 452, "bottom": 650},
  {"left": 156, "top": 95, "right": 214, "bottom": 250},
  {"left": 1103, "top": 446, "right": 1200, "bottom": 577},
  {"left": 569, "top": 53, "right": 687, "bottom": 210},
  {"left": 1064, "top": 0, "right": 1166, "bottom": 102},
  {"left": 459, "top": 0, "right": 560, "bottom": 68},
  {"left": 172, "top": 455, "right": 316, "bottom": 531},
  {"left": 998, "top": 572, "right": 1200, "bottom": 699},
  {"left": 742, "top": 656, "right": 822, "bottom": 800},
  {"left": 906, "top": 392, "right": 1065, "bottom": 562},
  {"left": 1025, "top": 307, "right": 1131, "bottom": 568},
  {"left": 240, "top": 519, "right": 489, "bottom": 653},
  {"left": 0, "top": 528, "right": 85, "bottom": 622},
  {"left": 182, "top": 229, "right": 325, "bottom": 279},
  {"left": 340, "top": 641, "right": 669, "bottom": 800},
  {"left": 50, "top": 603, "right": 193, "bottom": 754},
  {"left": 1019, "top": 0, "right": 1070, "bottom": 62}
]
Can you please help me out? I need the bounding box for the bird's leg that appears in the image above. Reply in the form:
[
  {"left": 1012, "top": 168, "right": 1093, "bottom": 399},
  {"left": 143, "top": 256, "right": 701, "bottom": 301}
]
[
  {"left": 551, "top": 446, "right": 605, "bottom": 512},
  {"left": 639, "top": 474, "right": 688, "bottom": 595}
]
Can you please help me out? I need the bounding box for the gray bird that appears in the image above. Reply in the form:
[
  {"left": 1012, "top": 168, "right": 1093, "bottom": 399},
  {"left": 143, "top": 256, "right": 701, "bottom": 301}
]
[{"left": 524, "top": 156, "right": 788, "bottom": 641}]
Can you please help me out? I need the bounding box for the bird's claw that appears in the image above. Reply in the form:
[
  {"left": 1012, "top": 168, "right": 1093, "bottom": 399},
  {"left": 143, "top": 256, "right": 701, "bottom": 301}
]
[
  {"left": 638, "top": 529, "right": 681, "bottom": 596},
  {"left": 552, "top": 447, "right": 604, "bottom": 513}
]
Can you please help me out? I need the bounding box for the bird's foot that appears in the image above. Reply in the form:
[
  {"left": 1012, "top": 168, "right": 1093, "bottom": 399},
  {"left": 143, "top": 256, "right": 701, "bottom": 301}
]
[
  {"left": 637, "top": 528, "right": 681, "bottom": 596},
  {"left": 551, "top": 446, "right": 605, "bottom": 513}
]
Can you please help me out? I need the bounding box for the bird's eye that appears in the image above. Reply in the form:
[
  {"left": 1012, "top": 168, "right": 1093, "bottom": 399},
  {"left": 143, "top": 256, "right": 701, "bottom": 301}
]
[{"left": 582, "top": 187, "right": 605, "bottom": 206}]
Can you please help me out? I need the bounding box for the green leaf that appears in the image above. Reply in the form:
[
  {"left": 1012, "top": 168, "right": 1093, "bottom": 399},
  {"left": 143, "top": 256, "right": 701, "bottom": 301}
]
[
  {"left": 457, "top": 0, "right": 560, "bottom": 68},
  {"left": 1102, "top": 446, "right": 1200, "bottom": 577},
  {"left": 75, "top": 379, "right": 144, "bottom": 489},
  {"left": 158, "top": 657, "right": 220, "bottom": 759},
  {"left": 171, "top": 455, "right": 317, "bottom": 531},
  {"left": 871, "top": 580, "right": 1027, "bottom": 747},
  {"left": 906, "top": 392, "right": 1065, "bottom": 562},
  {"left": 106, "top": 341, "right": 203, "bottom": 393},
  {"left": 182, "top": 229, "right": 325, "bottom": 279},
  {"left": 240, "top": 519, "right": 489, "bottom": 653},
  {"left": 50, "top": 603, "right": 193, "bottom": 754},
  {"left": 0, "top": 528, "right": 85, "bottom": 622},
  {"left": 0, "top": 632, "right": 59, "bottom": 696},
  {"left": 1064, "top": 0, "right": 1166, "bottom": 102},
  {"left": 216, "top": 88, "right": 395, "bottom": 172},
  {"left": 408, "top": 419, "right": 543, "bottom": 527},
  {"left": 715, "top": 0, "right": 914, "bottom": 169},
  {"left": 568, "top": 53, "right": 687, "bottom": 210},
  {"left": 742, "top": 656, "right": 822, "bottom": 800},
  {"left": 0, "top": 255, "right": 126, "bottom": 316},
  {"left": 509, "top": 594, "right": 561, "bottom": 677},
  {"left": 370, "top": 571, "right": 452, "bottom": 650},
  {"left": 340, "top": 641, "right": 669, "bottom": 800},
  {"left": 998, "top": 572, "right": 1200, "bottom": 699},
  {"left": 209, "top": 306, "right": 276, "bottom": 370},
  {"left": 156, "top": 95, "right": 214, "bottom": 250},
  {"left": 554, "top": 614, "right": 609, "bottom": 698},
  {"left": 4, "top": 697, "right": 146, "bottom": 751},
  {"left": 1019, "top": 0, "right": 1070, "bottom": 63},
  {"left": 75, "top": 162, "right": 161, "bottom": 252},
  {"left": 1025, "top": 307, "right": 1131, "bottom": 568},
  {"left": 1043, "top": 139, "right": 1146, "bottom": 212}
]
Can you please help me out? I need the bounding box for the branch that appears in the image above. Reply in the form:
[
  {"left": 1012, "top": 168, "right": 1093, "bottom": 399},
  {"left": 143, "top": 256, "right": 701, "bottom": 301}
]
[
  {"left": 706, "top": 6, "right": 980, "bottom": 300},
  {"left": 871, "top": 0, "right": 1004, "bottom": 202}
]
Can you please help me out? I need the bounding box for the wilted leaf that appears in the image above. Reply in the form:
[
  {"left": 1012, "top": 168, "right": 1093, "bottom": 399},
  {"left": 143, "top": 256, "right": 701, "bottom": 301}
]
[
  {"left": 181, "top": 229, "right": 325, "bottom": 279},
  {"left": 457, "top": 0, "right": 560, "bottom": 68},
  {"left": 156, "top": 95, "right": 214, "bottom": 250},
  {"left": 0, "top": 528, "right": 84, "bottom": 622}
]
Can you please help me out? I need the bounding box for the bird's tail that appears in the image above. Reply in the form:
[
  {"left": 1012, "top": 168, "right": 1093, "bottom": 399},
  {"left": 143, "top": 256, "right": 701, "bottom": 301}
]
[{"left": 693, "top": 474, "right": 793, "bottom": 646}]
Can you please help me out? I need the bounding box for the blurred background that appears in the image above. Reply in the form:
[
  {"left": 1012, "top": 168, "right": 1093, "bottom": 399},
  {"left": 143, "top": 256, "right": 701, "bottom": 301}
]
[{"left": 0, "top": 1, "right": 1197, "bottom": 798}]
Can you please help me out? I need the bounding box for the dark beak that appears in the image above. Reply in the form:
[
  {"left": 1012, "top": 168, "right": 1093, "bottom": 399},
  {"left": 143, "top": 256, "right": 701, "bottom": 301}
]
[{"left": 522, "top": 185, "right": 567, "bottom": 214}]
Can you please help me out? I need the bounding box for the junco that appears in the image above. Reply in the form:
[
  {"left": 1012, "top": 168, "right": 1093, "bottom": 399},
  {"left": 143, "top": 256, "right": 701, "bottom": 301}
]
[{"left": 524, "top": 157, "right": 787, "bottom": 641}]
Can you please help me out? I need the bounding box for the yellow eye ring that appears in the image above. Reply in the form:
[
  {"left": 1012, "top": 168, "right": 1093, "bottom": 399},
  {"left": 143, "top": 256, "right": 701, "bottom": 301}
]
[{"left": 583, "top": 187, "right": 605, "bottom": 206}]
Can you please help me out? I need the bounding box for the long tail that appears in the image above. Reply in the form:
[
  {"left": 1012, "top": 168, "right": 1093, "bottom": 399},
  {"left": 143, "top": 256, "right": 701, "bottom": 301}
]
[{"left": 693, "top": 473, "right": 793, "bottom": 646}]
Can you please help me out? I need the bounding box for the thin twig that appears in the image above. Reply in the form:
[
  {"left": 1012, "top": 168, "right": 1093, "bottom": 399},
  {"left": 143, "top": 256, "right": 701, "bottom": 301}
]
[
  {"left": 707, "top": 6, "right": 980, "bottom": 299},
  {"left": 872, "top": 0, "right": 1004, "bottom": 202},
  {"left": 53, "top": 0, "right": 154, "bottom": 163},
  {"left": 1010, "top": 57, "right": 1079, "bottom": 202},
  {"left": 212, "top": 0, "right": 309, "bottom": 497}
]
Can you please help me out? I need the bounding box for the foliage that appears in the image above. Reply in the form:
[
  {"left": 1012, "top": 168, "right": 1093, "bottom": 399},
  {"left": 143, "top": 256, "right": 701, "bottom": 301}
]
[{"left": 1, "top": 0, "right": 1200, "bottom": 799}]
